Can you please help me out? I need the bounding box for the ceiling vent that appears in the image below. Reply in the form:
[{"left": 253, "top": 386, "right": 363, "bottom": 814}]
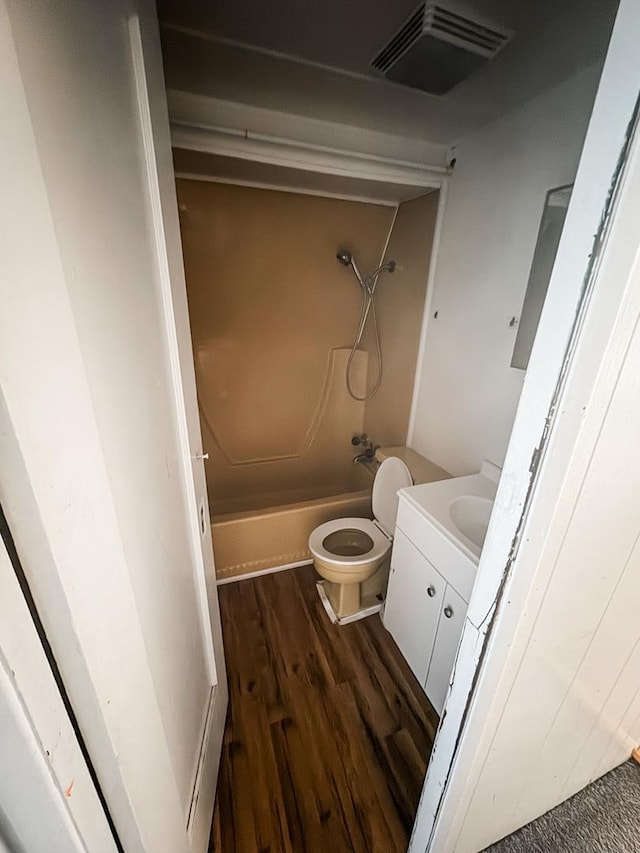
[{"left": 371, "top": 0, "right": 513, "bottom": 95}]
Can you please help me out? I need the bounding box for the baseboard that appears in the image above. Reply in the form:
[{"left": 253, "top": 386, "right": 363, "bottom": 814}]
[
  {"left": 216, "top": 559, "right": 313, "bottom": 585},
  {"left": 186, "top": 682, "right": 228, "bottom": 852}
]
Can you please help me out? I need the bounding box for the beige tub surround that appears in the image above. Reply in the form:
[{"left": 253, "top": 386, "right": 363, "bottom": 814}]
[
  {"left": 200, "top": 347, "right": 369, "bottom": 515},
  {"left": 177, "top": 178, "right": 438, "bottom": 510},
  {"left": 177, "top": 178, "right": 441, "bottom": 583},
  {"left": 177, "top": 178, "right": 395, "bottom": 510}
]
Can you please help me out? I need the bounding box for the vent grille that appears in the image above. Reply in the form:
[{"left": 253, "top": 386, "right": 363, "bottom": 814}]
[
  {"left": 371, "top": 0, "right": 512, "bottom": 91},
  {"left": 372, "top": 5, "right": 426, "bottom": 74},
  {"left": 431, "top": 5, "right": 509, "bottom": 56}
]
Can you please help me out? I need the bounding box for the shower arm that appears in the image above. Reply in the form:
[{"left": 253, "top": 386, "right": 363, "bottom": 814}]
[
  {"left": 365, "top": 261, "right": 396, "bottom": 291},
  {"left": 357, "top": 262, "right": 396, "bottom": 297}
]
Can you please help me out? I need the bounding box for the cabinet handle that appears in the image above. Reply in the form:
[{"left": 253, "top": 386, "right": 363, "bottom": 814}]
[
  {"left": 444, "top": 605, "right": 453, "bottom": 618},
  {"left": 427, "top": 586, "right": 436, "bottom": 598}
]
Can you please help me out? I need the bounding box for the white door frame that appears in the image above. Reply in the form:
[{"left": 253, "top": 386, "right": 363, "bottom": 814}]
[
  {"left": 129, "top": 15, "right": 217, "bottom": 682},
  {"left": 410, "top": 0, "right": 640, "bottom": 849},
  {"left": 128, "top": 27, "right": 228, "bottom": 838}
]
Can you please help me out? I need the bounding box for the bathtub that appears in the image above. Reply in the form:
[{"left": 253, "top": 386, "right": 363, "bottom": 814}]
[
  {"left": 212, "top": 471, "right": 374, "bottom": 582},
  {"left": 211, "top": 448, "right": 449, "bottom": 582}
]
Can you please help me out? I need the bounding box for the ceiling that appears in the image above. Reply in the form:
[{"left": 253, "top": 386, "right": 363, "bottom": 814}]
[{"left": 158, "top": 0, "right": 619, "bottom": 145}]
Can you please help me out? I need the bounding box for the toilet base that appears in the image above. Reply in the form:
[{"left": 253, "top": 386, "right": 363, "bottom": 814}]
[
  {"left": 316, "top": 580, "right": 383, "bottom": 626},
  {"left": 313, "top": 556, "right": 391, "bottom": 624}
]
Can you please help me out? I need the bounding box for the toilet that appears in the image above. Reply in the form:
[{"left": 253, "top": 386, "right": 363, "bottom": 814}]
[{"left": 309, "top": 456, "right": 413, "bottom": 624}]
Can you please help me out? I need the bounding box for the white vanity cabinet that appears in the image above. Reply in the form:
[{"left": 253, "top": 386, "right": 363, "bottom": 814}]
[
  {"left": 384, "top": 487, "right": 479, "bottom": 714},
  {"left": 424, "top": 583, "right": 467, "bottom": 713},
  {"left": 383, "top": 530, "right": 446, "bottom": 684}
]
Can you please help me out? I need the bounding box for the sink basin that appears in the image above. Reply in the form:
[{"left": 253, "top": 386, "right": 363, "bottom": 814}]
[
  {"left": 398, "top": 461, "right": 500, "bottom": 562},
  {"left": 450, "top": 495, "right": 493, "bottom": 550}
]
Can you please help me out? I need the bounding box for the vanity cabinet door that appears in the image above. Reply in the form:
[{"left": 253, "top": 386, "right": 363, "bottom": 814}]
[
  {"left": 425, "top": 584, "right": 467, "bottom": 714},
  {"left": 383, "top": 530, "right": 445, "bottom": 685}
]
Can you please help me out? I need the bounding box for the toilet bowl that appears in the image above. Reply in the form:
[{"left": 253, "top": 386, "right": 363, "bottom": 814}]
[{"left": 308, "top": 456, "right": 412, "bottom": 623}]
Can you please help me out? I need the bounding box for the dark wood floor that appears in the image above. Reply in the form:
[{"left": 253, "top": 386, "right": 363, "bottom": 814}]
[{"left": 210, "top": 565, "right": 439, "bottom": 853}]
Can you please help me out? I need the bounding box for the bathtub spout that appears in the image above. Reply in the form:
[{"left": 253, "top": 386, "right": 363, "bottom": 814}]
[{"left": 353, "top": 448, "right": 378, "bottom": 464}]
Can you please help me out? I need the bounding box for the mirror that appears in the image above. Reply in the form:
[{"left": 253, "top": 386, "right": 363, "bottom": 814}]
[{"left": 511, "top": 184, "right": 572, "bottom": 370}]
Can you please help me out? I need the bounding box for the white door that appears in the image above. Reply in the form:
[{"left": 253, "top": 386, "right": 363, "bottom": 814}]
[
  {"left": 384, "top": 530, "right": 445, "bottom": 684},
  {"left": 424, "top": 585, "right": 467, "bottom": 715},
  {"left": 0, "top": 1, "right": 226, "bottom": 851}
]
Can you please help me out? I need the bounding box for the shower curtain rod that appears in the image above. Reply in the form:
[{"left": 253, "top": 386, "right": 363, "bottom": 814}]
[{"left": 171, "top": 122, "right": 449, "bottom": 188}]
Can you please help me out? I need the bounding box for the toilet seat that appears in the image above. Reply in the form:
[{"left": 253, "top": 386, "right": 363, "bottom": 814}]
[{"left": 309, "top": 517, "right": 391, "bottom": 569}]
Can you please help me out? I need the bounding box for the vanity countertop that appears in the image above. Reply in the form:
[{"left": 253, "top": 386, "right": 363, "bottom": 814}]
[{"left": 398, "top": 462, "right": 500, "bottom": 562}]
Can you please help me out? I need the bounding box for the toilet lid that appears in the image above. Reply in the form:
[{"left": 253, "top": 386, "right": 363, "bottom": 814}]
[{"left": 372, "top": 456, "right": 413, "bottom": 536}]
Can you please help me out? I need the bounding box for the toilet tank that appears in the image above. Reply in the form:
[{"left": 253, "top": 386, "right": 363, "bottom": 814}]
[{"left": 376, "top": 446, "right": 450, "bottom": 486}]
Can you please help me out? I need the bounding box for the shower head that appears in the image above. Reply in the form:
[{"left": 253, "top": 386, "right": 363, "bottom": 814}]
[{"left": 336, "top": 248, "right": 363, "bottom": 285}]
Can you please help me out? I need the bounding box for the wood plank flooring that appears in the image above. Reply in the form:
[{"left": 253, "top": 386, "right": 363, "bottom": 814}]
[{"left": 210, "top": 565, "right": 439, "bottom": 853}]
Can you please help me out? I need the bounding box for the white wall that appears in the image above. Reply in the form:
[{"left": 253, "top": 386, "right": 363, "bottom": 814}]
[{"left": 410, "top": 61, "right": 604, "bottom": 476}]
